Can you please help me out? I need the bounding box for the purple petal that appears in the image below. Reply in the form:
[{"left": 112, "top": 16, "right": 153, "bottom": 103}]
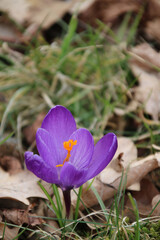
[
  {"left": 36, "top": 128, "right": 61, "bottom": 166},
  {"left": 41, "top": 106, "right": 76, "bottom": 162},
  {"left": 25, "top": 151, "right": 60, "bottom": 184},
  {"left": 86, "top": 133, "right": 117, "bottom": 180},
  {"left": 69, "top": 128, "right": 94, "bottom": 169},
  {"left": 59, "top": 162, "right": 86, "bottom": 190}
]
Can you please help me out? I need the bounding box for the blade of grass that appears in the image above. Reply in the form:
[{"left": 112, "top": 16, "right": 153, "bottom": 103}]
[
  {"left": 12, "top": 227, "right": 27, "bottom": 240},
  {"left": 59, "top": 15, "right": 78, "bottom": 60},
  {"left": 117, "top": 12, "right": 131, "bottom": 42},
  {"left": 91, "top": 185, "right": 109, "bottom": 222},
  {"left": 0, "top": 131, "right": 14, "bottom": 145},
  {"left": 2, "top": 221, "right": 6, "bottom": 240},
  {"left": 148, "top": 200, "right": 160, "bottom": 218},
  {"left": 128, "top": 193, "right": 140, "bottom": 240},
  {"left": 74, "top": 185, "right": 83, "bottom": 221},
  {"left": 52, "top": 184, "right": 63, "bottom": 217},
  {"left": 0, "top": 86, "right": 31, "bottom": 136},
  {"left": 127, "top": 7, "right": 144, "bottom": 44},
  {"left": 38, "top": 181, "right": 64, "bottom": 227}
]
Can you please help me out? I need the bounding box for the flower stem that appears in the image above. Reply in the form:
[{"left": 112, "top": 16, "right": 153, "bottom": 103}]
[{"left": 63, "top": 190, "right": 71, "bottom": 219}]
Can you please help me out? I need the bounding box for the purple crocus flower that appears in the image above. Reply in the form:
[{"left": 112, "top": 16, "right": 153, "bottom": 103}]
[{"left": 25, "top": 105, "right": 117, "bottom": 217}]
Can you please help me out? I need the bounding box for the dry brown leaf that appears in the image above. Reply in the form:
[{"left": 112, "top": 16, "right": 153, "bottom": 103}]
[
  {"left": 127, "top": 182, "right": 140, "bottom": 191},
  {"left": 0, "top": 0, "right": 76, "bottom": 29},
  {"left": 100, "top": 137, "right": 138, "bottom": 189},
  {"left": 124, "top": 178, "right": 159, "bottom": 220},
  {"left": 145, "top": 19, "right": 160, "bottom": 43},
  {"left": 0, "top": 21, "right": 23, "bottom": 43},
  {"left": 0, "top": 0, "right": 30, "bottom": 24},
  {"left": 0, "top": 168, "right": 47, "bottom": 207},
  {"left": 144, "top": 0, "right": 160, "bottom": 43},
  {"left": 113, "top": 137, "right": 137, "bottom": 168},
  {"left": 78, "top": 0, "right": 141, "bottom": 28},
  {"left": 152, "top": 194, "right": 160, "bottom": 215},
  {"left": 0, "top": 156, "right": 22, "bottom": 174},
  {"left": 23, "top": 112, "right": 46, "bottom": 144},
  {"left": 44, "top": 219, "right": 59, "bottom": 234},
  {"left": 72, "top": 153, "right": 160, "bottom": 210},
  {"left": 0, "top": 222, "right": 19, "bottom": 240},
  {"left": 0, "top": 141, "right": 22, "bottom": 163},
  {"left": 132, "top": 65, "right": 160, "bottom": 121},
  {"left": 130, "top": 43, "right": 160, "bottom": 70},
  {"left": 2, "top": 208, "right": 44, "bottom": 226},
  {"left": 0, "top": 140, "right": 23, "bottom": 175},
  {"left": 130, "top": 44, "right": 160, "bottom": 120}
]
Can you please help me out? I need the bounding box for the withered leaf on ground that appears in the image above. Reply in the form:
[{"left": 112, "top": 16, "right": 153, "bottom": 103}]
[
  {"left": 23, "top": 112, "right": 46, "bottom": 144},
  {"left": 0, "top": 222, "right": 19, "bottom": 240},
  {"left": 0, "top": 19, "right": 23, "bottom": 43},
  {"left": 0, "top": 156, "right": 22, "bottom": 175},
  {"left": 78, "top": 0, "right": 141, "bottom": 28},
  {"left": 1, "top": 208, "right": 44, "bottom": 226},
  {"left": 0, "top": 0, "right": 76, "bottom": 29},
  {"left": 0, "top": 140, "right": 23, "bottom": 174},
  {"left": 152, "top": 194, "right": 160, "bottom": 216},
  {"left": 130, "top": 43, "right": 160, "bottom": 120},
  {"left": 78, "top": 0, "right": 160, "bottom": 44},
  {"left": 130, "top": 43, "right": 160, "bottom": 70},
  {"left": 124, "top": 178, "right": 160, "bottom": 221},
  {"left": 101, "top": 137, "right": 139, "bottom": 191},
  {"left": 110, "top": 137, "right": 137, "bottom": 170},
  {"left": 72, "top": 153, "right": 160, "bottom": 211},
  {"left": 0, "top": 167, "right": 47, "bottom": 207}
]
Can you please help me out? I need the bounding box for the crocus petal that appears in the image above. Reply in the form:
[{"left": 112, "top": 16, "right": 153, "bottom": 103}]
[
  {"left": 85, "top": 133, "right": 117, "bottom": 180},
  {"left": 41, "top": 106, "right": 76, "bottom": 164},
  {"left": 69, "top": 128, "right": 94, "bottom": 169},
  {"left": 25, "top": 151, "right": 60, "bottom": 184},
  {"left": 59, "top": 162, "right": 86, "bottom": 190},
  {"left": 36, "top": 128, "right": 61, "bottom": 166}
]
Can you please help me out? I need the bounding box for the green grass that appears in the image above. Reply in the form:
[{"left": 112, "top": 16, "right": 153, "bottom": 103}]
[
  {"left": 1, "top": 12, "right": 160, "bottom": 240},
  {"left": 0, "top": 16, "right": 135, "bottom": 140}
]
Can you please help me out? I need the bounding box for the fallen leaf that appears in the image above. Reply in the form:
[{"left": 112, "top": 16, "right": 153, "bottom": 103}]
[
  {"left": 0, "top": 156, "right": 22, "bottom": 174},
  {"left": 44, "top": 219, "right": 59, "bottom": 234},
  {"left": 130, "top": 43, "right": 160, "bottom": 120},
  {"left": 0, "top": 140, "right": 23, "bottom": 163},
  {"left": 2, "top": 208, "right": 44, "bottom": 226},
  {"left": 152, "top": 194, "right": 160, "bottom": 215},
  {"left": 23, "top": 112, "right": 46, "bottom": 144},
  {"left": 0, "top": 0, "right": 30, "bottom": 24},
  {"left": 100, "top": 137, "right": 138, "bottom": 191},
  {"left": 72, "top": 154, "right": 160, "bottom": 210},
  {"left": 112, "top": 137, "right": 137, "bottom": 168},
  {"left": 130, "top": 43, "right": 160, "bottom": 70},
  {"left": 0, "top": 20, "right": 23, "bottom": 43},
  {"left": 143, "top": 0, "right": 160, "bottom": 43},
  {"left": 0, "top": 0, "right": 76, "bottom": 29},
  {"left": 78, "top": 0, "right": 141, "bottom": 28},
  {"left": 0, "top": 140, "right": 23, "bottom": 174},
  {"left": 132, "top": 65, "right": 160, "bottom": 121},
  {"left": 0, "top": 222, "right": 19, "bottom": 240},
  {"left": 127, "top": 182, "right": 140, "bottom": 191},
  {"left": 124, "top": 178, "right": 159, "bottom": 220},
  {"left": 0, "top": 168, "right": 47, "bottom": 207},
  {"left": 145, "top": 19, "right": 160, "bottom": 43}
]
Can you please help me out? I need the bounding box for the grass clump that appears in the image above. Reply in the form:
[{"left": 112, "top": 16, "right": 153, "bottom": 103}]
[
  {"left": 0, "top": 18, "right": 132, "bottom": 140},
  {"left": 1, "top": 12, "right": 160, "bottom": 240}
]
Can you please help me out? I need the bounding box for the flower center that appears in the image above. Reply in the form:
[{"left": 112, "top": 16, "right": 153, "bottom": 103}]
[{"left": 56, "top": 139, "right": 77, "bottom": 167}]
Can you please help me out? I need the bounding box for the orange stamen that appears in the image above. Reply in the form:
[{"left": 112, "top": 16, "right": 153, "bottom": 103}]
[{"left": 56, "top": 140, "right": 77, "bottom": 167}]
